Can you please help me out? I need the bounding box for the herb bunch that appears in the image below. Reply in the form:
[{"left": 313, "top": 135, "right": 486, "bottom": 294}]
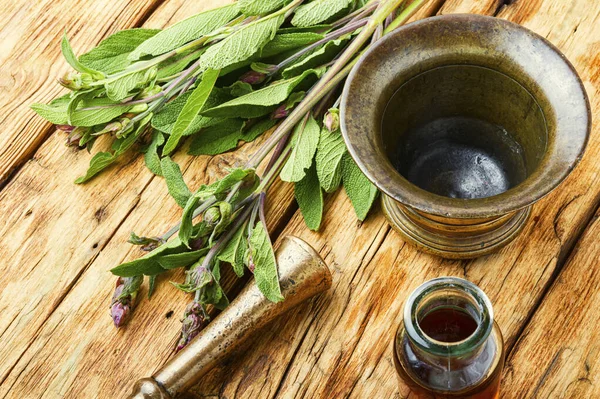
[{"left": 33, "top": 0, "right": 426, "bottom": 349}]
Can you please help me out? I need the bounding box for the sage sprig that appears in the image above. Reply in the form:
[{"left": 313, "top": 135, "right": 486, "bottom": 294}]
[{"left": 32, "top": 0, "right": 428, "bottom": 349}]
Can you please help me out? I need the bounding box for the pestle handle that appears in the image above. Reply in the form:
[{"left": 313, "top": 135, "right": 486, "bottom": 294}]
[{"left": 128, "top": 236, "right": 332, "bottom": 398}]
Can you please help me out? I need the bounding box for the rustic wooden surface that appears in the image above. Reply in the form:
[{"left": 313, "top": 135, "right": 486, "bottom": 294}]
[{"left": 0, "top": 0, "right": 598, "bottom": 398}]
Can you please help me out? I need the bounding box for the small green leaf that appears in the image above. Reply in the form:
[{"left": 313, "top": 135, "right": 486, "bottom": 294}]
[
  {"left": 341, "top": 153, "right": 378, "bottom": 221},
  {"left": 194, "top": 168, "right": 256, "bottom": 201},
  {"left": 164, "top": 68, "right": 220, "bottom": 155},
  {"left": 282, "top": 37, "right": 347, "bottom": 78},
  {"left": 179, "top": 196, "right": 201, "bottom": 248},
  {"left": 292, "top": 0, "right": 353, "bottom": 27},
  {"left": 129, "top": 4, "right": 240, "bottom": 60},
  {"left": 238, "top": 0, "right": 289, "bottom": 15},
  {"left": 156, "top": 48, "right": 204, "bottom": 80},
  {"left": 143, "top": 130, "right": 165, "bottom": 176},
  {"left": 105, "top": 68, "right": 157, "bottom": 101},
  {"left": 316, "top": 125, "right": 346, "bottom": 192},
  {"left": 202, "top": 68, "right": 323, "bottom": 118},
  {"left": 31, "top": 95, "right": 132, "bottom": 127},
  {"left": 31, "top": 95, "right": 71, "bottom": 125},
  {"left": 217, "top": 222, "right": 248, "bottom": 277},
  {"left": 148, "top": 275, "right": 157, "bottom": 299},
  {"left": 250, "top": 222, "right": 284, "bottom": 302},
  {"left": 151, "top": 88, "right": 229, "bottom": 136},
  {"left": 200, "top": 13, "right": 285, "bottom": 70},
  {"left": 75, "top": 114, "right": 151, "bottom": 183},
  {"left": 61, "top": 33, "right": 104, "bottom": 79},
  {"left": 79, "top": 28, "right": 160, "bottom": 74},
  {"left": 161, "top": 157, "right": 192, "bottom": 208},
  {"left": 260, "top": 32, "right": 324, "bottom": 58},
  {"left": 111, "top": 237, "right": 186, "bottom": 277},
  {"left": 157, "top": 249, "right": 209, "bottom": 269},
  {"left": 280, "top": 115, "right": 320, "bottom": 182},
  {"left": 295, "top": 163, "right": 323, "bottom": 231},
  {"left": 188, "top": 119, "right": 245, "bottom": 156}
]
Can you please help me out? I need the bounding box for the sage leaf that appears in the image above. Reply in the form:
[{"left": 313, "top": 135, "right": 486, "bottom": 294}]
[
  {"left": 128, "top": 4, "right": 240, "bottom": 60},
  {"left": 282, "top": 37, "right": 347, "bottom": 78},
  {"left": 238, "top": 0, "right": 289, "bottom": 15},
  {"left": 164, "top": 68, "right": 220, "bottom": 155},
  {"left": 217, "top": 222, "right": 248, "bottom": 277},
  {"left": 280, "top": 115, "right": 320, "bottom": 182},
  {"left": 161, "top": 157, "right": 192, "bottom": 208},
  {"left": 202, "top": 68, "right": 323, "bottom": 118},
  {"left": 75, "top": 114, "right": 151, "bottom": 183},
  {"left": 31, "top": 96, "right": 132, "bottom": 127},
  {"left": 151, "top": 89, "right": 229, "bottom": 136},
  {"left": 199, "top": 13, "right": 285, "bottom": 70},
  {"left": 250, "top": 222, "right": 284, "bottom": 302},
  {"left": 244, "top": 118, "right": 277, "bottom": 141},
  {"left": 157, "top": 49, "right": 204, "bottom": 80},
  {"left": 260, "top": 32, "right": 324, "bottom": 59},
  {"left": 188, "top": 119, "right": 245, "bottom": 156},
  {"left": 179, "top": 196, "right": 202, "bottom": 248},
  {"left": 292, "top": 0, "right": 354, "bottom": 27},
  {"left": 143, "top": 130, "right": 165, "bottom": 176},
  {"left": 194, "top": 168, "right": 255, "bottom": 201},
  {"left": 148, "top": 275, "right": 157, "bottom": 298},
  {"left": 316, "top": 126, "right": 346, "bottom": 192},
  {"left": 341, "top": 153, "right": 378, "bottom": 221},
  {"left": 295, "top": 163, "right": 323, "bottom": 231},
  {"left": 157, "top": 249, "right": 208, "bottom": 269},
  {"left": 105, "top": 68, "right": 157, "bottom": 101},
  {"left": 61, "top": 33, "right": 104, "bottom": 79},
  {"left": 79, "top": 28, "right": 160, "bottom": 74},
  {"left": 111, "top": 237, "right": 187, "bottom": 277}
]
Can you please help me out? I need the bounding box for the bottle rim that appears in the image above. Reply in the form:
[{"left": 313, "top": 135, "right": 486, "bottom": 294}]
[{"left": 403, "top": 276, "right": 494, "bottom": 357}]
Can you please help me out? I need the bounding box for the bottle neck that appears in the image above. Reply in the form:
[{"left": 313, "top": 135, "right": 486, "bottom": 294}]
[{"left": 403, "top": 277, "right": 494, "bottom": 361}]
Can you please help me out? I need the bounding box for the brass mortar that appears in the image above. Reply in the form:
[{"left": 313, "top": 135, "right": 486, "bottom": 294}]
[{"left": 341, "top": 15, "right": 591, "bottom": 259}]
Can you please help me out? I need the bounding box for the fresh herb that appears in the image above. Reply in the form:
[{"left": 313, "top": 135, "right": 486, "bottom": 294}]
[{"left": 32, "top": 0, "right": 428, "bottom": 349}]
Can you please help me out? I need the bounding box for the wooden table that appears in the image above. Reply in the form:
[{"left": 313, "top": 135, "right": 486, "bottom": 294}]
[{"left": 1, "top": 0, "right": 598, "bottom": 397}]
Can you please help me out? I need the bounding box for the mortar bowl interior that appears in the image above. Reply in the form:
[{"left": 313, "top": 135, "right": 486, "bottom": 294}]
[{"left": 341, "top": 14, "right": 590, "bottom": 220}]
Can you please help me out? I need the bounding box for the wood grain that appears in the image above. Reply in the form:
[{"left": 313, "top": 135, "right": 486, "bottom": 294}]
[
  {"left": 184, "top": 0, "right": 600, "bottom": 397},
  {"left": 1, "top": 0, "right": 599, "bottom": 398},
  {"left": 0, "top": 0, "right": 170, "bottom": 187},
  {"left": 502, "top": 209, "right": 600, "bottom": 398}
]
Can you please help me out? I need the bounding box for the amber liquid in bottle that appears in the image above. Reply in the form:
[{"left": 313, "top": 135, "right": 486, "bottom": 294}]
[{"left": 394, "top": 278, "right": 505, "bottom": 399}]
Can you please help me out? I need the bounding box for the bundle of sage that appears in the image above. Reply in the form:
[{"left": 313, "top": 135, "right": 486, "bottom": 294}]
[{"left": 32, "top": 0, "right": 426, "bottom": 349}]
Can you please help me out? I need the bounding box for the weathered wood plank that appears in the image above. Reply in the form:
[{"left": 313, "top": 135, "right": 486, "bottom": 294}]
[
  {"left": 0, "top": 0, "right": 171, "bottom": 187},
  {"left": 183, "top": 0, "right": 600, "bottom": 397},
  {"left": 502, "top": 208, "right": 600, "bottom": 398}
]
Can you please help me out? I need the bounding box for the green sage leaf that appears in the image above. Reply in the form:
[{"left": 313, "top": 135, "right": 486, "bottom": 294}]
[
  {"left": 164, "top": 68, "right": 220, "bottom": 155},
  {"left": 111, "top": 237, "right": 187, "bottom": 277},
  {"left": 280, "top": 114, "right": 320, "bottom": 182},
  {"left": 105, "top": 67, "right": 157, "bottom": 101},
  {"left": 292, "top": 0, "right": 353, "bottom": 27},
  {"left": 31, "top": 96, "right": 132, "bottom": 127},
  {"left": 250, "top": 222, "right": 284, "bottom": 302},
  {"left": 188, "top": 119, "right": 245, "bottom": 156},
  {"left": 61, "top": 33, "right": 104, "bottom": 79},
  {"left": 341, "top": 153, "right": 378, "bottom": 221},
  {"left": 143, "top": 130, "right": 165, "bottom": 176},
  {"left": 157, "top": 249, "right": 209, "bottom": 269},
  {"left": 199, "top": 13, "right": 285, "bottom": 70},
  {"left": 161, "top": 157, "right": 192, "bottom": 208},
  {"left": 282, "top": 37, "right": 347, "bottom": 78},
  {"left": 151, "top": 88, "right": 229, "bottom": 136},
  {"left": 316, "top": 125, "right": 346, "bottom": 192},
  {"left": 261, "top": 32, "right": 324, "bottom": 57},
  {"left": 238, "top": 0, "right": 289, "bottom": 15},
  {"left": 148, "top": 275, "right": 157, "bottom": 299},
  {"left": 79, "top": 28, "right": 160, "bottom": 74},
  {"left": 129, "top": 4, "right": 240, "bottom": 60},
  {"left": 202, "top": 68, "right": 323, "bottom": 118},
  {"left": 295, "top": 163, "right": 323, "bottom": 231},
  {"left": 217, "top": 222, "right": 248, "bottom": 277}
]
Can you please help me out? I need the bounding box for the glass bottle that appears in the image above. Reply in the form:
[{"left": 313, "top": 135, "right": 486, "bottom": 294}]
[{"left": 393, "top": 277, "right": 505, "bottom": 399}]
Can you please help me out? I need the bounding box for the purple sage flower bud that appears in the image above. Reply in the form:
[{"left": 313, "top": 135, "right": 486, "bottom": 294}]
[
  {"left": 204, "top": 206, "right": 221, "bottom": 225},
  {"left": 239, "top": 70, "right": 266, "bottom": 85},
  {"left": 56, "top": 125, "right": 75, "bottom": 133},
  {"left": 110, "top": 276, "right": 142, "bottom": 328},
  {"left": 177, "top": 302, "right": 207, "bottom": 351},
  {"left": 271, "top": 104, "right": 289, "bottom": 120}
]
